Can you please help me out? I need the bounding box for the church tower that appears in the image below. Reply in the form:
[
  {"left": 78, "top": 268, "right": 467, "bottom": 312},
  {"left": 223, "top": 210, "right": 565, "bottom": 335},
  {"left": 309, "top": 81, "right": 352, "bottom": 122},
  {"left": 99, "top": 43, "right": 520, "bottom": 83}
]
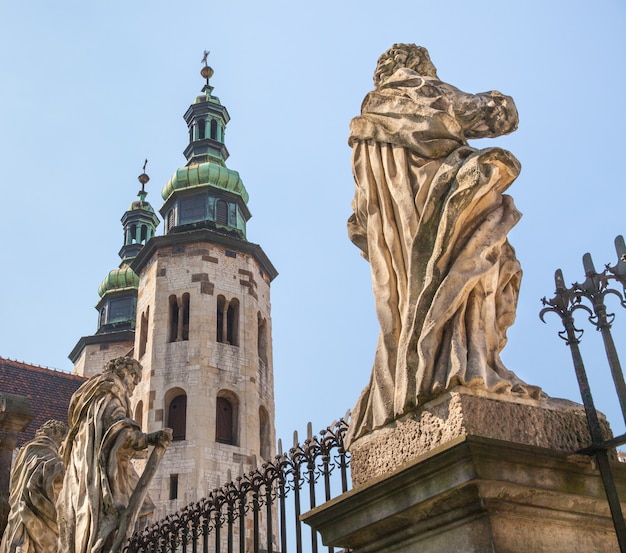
[
  {"left": 69, "top": 169, "right": 160, "bottom": 377},
  {"left": 129, "top": 60, "right": 278, "bottom": 515}
]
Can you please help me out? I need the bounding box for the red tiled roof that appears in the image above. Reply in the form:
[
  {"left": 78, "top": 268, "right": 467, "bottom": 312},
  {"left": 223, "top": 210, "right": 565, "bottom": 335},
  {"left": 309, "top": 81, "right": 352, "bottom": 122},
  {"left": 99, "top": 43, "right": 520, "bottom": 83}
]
[{"left": 0, "top": 358, "right": 87, "bottom": 446}]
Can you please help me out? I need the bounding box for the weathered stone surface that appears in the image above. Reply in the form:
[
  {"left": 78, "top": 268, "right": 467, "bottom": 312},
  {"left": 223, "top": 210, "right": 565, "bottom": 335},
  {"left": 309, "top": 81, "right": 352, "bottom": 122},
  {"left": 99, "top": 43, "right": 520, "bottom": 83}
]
[
  {"left": 303, "top": 436, "right": 626, "bottom": 553},
  {"left": 349, "top": 387, "right": 612, "bottom": 486},
  {"left": 57, "top": 357, "right": 171, "bottom": 553},
  {"left": 1, "top": 420, "right": 67, "bottom": 553},
  {"left": 346, "top": 44, "right": 542, "bottom": 445},
  {"left": 0, "top": 393, "right": 32, "bottom": 540}
]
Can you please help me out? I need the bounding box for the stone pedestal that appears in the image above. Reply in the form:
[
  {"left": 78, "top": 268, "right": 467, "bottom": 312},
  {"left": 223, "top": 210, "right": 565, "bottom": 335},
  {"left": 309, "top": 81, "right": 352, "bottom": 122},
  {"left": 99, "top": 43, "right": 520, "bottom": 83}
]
[
  {"left": 302, "top": 435, "right": 625, "bottom": 553},
  {"left": 0, "top": 393, "right": 32, "bottom": 537},
  {"left": 348, "top": 387, "right": 611, "bottom": 486}
]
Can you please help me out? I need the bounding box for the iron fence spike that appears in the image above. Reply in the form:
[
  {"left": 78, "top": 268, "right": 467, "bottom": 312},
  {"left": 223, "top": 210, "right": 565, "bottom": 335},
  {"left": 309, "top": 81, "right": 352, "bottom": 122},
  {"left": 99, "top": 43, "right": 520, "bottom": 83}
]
[{"left": 583, "top": 252, "right": 596, "bottom": 276}]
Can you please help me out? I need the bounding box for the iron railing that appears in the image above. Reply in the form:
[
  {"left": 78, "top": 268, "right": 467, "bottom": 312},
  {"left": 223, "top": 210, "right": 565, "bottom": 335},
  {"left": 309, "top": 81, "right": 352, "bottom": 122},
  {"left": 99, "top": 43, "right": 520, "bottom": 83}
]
[
  {"left": 540, "top": 235, "right": 626, "bottom": 552},
  {"left": 125, "top": 417, "right": 350, "bottom": 553}
]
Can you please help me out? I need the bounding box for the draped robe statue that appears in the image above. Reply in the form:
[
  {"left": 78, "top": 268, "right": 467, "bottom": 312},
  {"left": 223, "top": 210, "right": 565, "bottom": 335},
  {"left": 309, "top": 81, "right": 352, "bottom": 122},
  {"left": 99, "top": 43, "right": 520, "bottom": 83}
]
[
  {"left": 0, "top": 421, "right": 67, "bottom": 553},
  {"left": 57, "top": 357, "right": 171, "bottom": 553},
  {"left": 347, "top": 44, "right": 542, "bottom": 445}
]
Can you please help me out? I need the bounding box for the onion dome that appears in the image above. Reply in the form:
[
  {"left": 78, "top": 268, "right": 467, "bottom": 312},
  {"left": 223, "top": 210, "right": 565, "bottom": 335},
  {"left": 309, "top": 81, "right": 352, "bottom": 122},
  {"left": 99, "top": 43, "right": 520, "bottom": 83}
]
[
  {"left": 160, "top": 63, "right": 250, "bottom": 239},
  {"left": 97, "top": 265, "right": 140, "bottom": 298}
]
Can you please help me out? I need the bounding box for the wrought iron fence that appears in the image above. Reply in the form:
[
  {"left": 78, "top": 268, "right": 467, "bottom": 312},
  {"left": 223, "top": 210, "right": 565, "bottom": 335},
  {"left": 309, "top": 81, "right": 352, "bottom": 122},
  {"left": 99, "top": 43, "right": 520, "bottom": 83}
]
[
  {"left": 124, "top": 417, "right": 350, "bottom": 553},
  {"left": 540, "top": 235, "right": 626, "bottom": 552}
]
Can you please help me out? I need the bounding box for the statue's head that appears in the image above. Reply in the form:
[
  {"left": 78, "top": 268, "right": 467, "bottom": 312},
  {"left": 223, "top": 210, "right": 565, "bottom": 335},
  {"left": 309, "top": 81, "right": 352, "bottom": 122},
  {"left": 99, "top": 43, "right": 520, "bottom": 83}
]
[
  {"left": 36, "top": 419, "right": 69, "bottom": 445},
  {"left": 105, "top": 356, "right": 143, "bottom": 391},
  {"left": 374, "top": 44, "right": 438, "bottom": 87}
]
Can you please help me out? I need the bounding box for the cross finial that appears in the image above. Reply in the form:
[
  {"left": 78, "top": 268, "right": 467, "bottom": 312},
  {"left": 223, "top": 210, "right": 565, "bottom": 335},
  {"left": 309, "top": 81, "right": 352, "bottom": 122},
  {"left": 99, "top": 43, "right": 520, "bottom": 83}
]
[
  {"left": 138, "top": 159, "right": 149, "bottom": 197},
  {"left": 200, "top": 51, "right": 214, "bottom": 87}
]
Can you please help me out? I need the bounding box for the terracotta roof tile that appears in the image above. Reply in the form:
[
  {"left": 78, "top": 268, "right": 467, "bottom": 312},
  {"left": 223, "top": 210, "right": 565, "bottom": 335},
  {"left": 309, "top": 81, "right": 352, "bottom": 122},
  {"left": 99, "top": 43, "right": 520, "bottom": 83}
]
[{"left": 0, "top": 358, "right": 87, "bottom": 446}]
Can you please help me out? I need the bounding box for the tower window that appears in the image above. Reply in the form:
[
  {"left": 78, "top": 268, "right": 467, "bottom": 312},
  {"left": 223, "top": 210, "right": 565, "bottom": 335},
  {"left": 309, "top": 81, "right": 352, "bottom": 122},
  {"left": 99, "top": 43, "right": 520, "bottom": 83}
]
[
  {"left": 168, "top": 294, "right": 190, "bottom": 342},
  {"left": 138, "top": 306, "right": 149, "bottom": 358},
  {"left": 216, "top": 392, "right": 238, "bottom": 445},
  {"left": 179, "top": 193, "right": 207, "bottom": 224},
  {"left": 170, "top": 474, "right": 179, "bottom": 500},
  {"left": 216, "top": 200, "right": 228, "bottom": 225},
  {"left": 166, "top": 209, "right": 176, "bottom": 233},
  {"left": 259, "top": 406, "right": 270, "bottom": 460},
  {"left": 140, "top": 224, "right": 148, "bottom": 244},
  {"left": 198, "top": 119, "right": 206, "bottom": 139},
  {"left": 168, "top": 295, "right": 179, "bottom": 342},
  {"left": 210, "top": 119, "right": 218, "bottom": 140},
  {"left": 167, "top": 393, "right": 187, "bottom": 441},
  {"left": 108, "top": 297, "right": 133, "bottom": 323},
  {"left": 135, "top": 400, "right": 144, "bottom": 430},
  {"left": 216, "top": 295, "right": 238, "bottom": 346},
  {"left": 181, "top": 293, "right": 190, "bottom": 340},
  {"left": 258, "top": 314, "right": 268, "bottom": 366},
  {"left": 99, "top": 307, "right": 106, "bottom": 329},
  {"left": 226, "top": 299, "right": 239, "bottom": 346}
]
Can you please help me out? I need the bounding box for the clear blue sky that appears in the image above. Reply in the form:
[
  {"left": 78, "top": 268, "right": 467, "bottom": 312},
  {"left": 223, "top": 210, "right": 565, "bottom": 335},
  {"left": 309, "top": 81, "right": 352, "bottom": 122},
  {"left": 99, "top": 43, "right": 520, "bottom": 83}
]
[{"left": 1, "top": 1, "right": 626, "bottom": 445}]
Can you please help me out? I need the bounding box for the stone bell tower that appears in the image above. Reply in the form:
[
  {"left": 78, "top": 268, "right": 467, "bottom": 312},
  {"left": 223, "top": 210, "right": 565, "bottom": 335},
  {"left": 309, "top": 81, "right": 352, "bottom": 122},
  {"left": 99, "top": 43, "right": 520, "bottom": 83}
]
[{"left": 130, "top": 60, "right": 278, "bottom": 516}]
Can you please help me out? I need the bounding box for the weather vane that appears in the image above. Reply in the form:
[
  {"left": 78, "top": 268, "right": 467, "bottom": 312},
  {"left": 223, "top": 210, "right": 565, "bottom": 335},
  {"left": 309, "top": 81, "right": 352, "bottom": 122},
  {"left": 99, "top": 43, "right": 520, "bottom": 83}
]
[{"left": 201, "top": 50, "right": 210, "bottom": 67}]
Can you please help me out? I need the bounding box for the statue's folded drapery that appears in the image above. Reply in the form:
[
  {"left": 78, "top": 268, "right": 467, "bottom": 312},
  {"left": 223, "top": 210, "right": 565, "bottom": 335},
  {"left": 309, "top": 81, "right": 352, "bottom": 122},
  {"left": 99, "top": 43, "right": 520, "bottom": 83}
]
[
  {"left": 57, "top": 363, "right": 153, "bottom": 553},
  {"left": 0, "top": 423, "right": 66, "bottom": 553},
  {"left": 347, "top": 60, "right": 541, "bottom": 444}
]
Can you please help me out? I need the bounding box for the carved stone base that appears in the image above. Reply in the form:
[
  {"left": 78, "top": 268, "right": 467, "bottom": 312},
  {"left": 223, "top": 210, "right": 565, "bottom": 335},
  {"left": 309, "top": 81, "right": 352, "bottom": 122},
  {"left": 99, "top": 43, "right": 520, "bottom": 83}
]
[
  {"left": 302, "top": 436, "right": 625, "bottom": 553},
  {"left": 349, "top": 387, "right": 611, "bottom": 486}
]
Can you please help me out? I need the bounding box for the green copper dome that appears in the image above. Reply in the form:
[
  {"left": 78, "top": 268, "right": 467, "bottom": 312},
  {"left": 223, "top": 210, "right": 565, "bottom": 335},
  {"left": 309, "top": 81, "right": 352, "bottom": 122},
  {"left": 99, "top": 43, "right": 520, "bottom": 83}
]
[
  {"left": 98, "top": 265, "right": 140, "bottom": 298},
  {"left": 128, "top": 199, "right": 156, "bottom": 213},
  {"left": 161, "top": 160, "right": 249, "bottom": 205}
]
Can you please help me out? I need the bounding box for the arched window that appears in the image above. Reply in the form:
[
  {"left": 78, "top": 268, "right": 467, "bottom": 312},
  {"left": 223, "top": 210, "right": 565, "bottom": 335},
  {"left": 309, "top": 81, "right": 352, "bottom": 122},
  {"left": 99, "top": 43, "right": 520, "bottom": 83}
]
[
  {"left": 216, "top": 296, "right": 239, "bottom": 346},
  {"left": 198, "top": 119, "right": 206, "bottom": 139},
  {"left": 216, "top": 295, "right": 225, "bottom": 343},
  {"left": 99, "top": 307, "right": 106, "bottom": 329},
  {"left": 210, "top": 119, "right": 218, "bottom": 140},
  {"left": 168, "top": 294, "right": 190, "bottom": 342},
  {"left": 135, "top": 400, "right": 144, "bottom": 430},
  {"left": 216, "top": 200, "right": 228, "bottom": 225},
  {"left": 226, "top": 299, "right": 239, "bottom": 346},
  {"left": 259, "top": 406, "right": 270, "bottom": 460},
  {"left": 181, "top": 293, "right": 190, "bottom": 341},
  {"left": 139, "top": 306, "right": 149, "bottom": 358},
  {"left": 257, "top": 314, "right": 268, "bottom": 366},
  {"left": 168, "top": 295, "right": 178, "bottom": 342},
  {"left": 166, "top": 388, "right": 187, "bottom": 441},
  {"left": 216, "top": 391, "right": 238, "bottom": 445},
  {"left": 166, "top": 208, "right": 176, "bottom": 233},
  {"left": 140, "top": 224, "right": 148, "bottom": 244}
]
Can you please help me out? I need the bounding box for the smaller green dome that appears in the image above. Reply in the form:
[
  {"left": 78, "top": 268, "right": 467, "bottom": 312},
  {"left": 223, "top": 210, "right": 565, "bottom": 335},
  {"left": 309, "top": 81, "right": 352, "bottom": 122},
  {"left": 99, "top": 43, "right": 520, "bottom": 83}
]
[
  {"left": 161, "top": 160, "right": 249, "bottom": 204},
  {"left": 128, "top": 199, "right": 156, "bottom": 213},
  {"left": 98, "top": 266, "right": 140, "bottom": 298}
]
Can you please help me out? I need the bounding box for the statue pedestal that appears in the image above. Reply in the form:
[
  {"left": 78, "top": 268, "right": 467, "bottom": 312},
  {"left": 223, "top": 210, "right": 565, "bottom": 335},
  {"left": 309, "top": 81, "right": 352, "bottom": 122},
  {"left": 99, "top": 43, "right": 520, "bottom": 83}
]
[
  {"left": 302, "top": 435, "right": 625, "bottom": 553},
  {"left": 348, "top": 387, "right": 611, "bottom": 486},
  {"left": 303, "top": 389, "right": 622, "bottom": 552}
]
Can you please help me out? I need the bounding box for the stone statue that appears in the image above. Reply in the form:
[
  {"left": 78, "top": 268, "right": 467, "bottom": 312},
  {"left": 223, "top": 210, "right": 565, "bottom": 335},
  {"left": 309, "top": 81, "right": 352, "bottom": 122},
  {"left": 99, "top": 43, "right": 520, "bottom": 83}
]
[
  {"left": 346, "top": 44, "right": 542, "bottom": 444},
  {"left": 0, "top": 420, "right": 67, "bottom": 553},
  {"left": 57, "top": 357, "right": 171, "bottom": 553}
]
